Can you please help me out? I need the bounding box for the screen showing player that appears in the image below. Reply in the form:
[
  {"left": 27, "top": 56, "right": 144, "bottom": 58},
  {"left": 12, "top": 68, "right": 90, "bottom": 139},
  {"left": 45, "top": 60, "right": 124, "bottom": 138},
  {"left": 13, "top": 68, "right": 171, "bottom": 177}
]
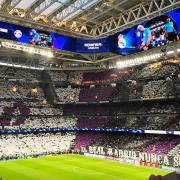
[
  {"left": 136, "top": 16, "right": 179, "bottom": 51},
  {"left": 29, "top": 29, "right": 53, "bottom": 48}
]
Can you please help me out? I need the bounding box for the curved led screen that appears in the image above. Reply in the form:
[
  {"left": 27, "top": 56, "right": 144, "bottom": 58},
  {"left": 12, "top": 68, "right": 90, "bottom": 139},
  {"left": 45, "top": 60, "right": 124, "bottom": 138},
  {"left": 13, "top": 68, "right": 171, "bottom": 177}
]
[{"left": 0, "top": 8, "right": 179, "bottom": 56}]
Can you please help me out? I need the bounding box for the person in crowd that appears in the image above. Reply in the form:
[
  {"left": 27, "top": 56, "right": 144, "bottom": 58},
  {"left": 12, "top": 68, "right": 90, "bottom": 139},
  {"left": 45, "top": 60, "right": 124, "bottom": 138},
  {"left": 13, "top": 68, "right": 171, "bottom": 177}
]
[{"left": 149, "top": 175, "right": 163, "bottom": 180}]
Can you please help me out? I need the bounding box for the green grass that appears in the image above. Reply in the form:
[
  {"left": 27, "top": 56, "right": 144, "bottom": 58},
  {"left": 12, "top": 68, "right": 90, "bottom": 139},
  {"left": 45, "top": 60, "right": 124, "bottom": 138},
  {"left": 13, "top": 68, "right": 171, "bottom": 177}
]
[{"left": 0, "top": 154, "right": 169, "bottom": 180}]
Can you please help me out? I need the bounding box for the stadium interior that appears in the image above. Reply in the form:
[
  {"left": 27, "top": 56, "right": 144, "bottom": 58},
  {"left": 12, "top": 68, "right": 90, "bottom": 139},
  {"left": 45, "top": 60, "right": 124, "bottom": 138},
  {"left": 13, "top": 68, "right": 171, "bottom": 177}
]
[{"left": 0, "top": 0, "right": 180, "bottom": 179}]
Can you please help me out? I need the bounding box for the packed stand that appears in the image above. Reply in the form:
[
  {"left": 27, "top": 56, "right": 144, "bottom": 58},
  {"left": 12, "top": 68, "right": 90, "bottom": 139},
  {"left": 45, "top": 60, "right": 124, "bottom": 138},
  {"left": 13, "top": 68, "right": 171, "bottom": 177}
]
[
  {"left": 89, "top": 133, "right": 180, "bottom": 154},
  {"left": 55, "top": 86, "right": 80, "bottom": 102},
  {"left": 68, "top": 72, "right": 83, "bottom": 84},
  {"left": 0, "top": 66, "right": 41, "bottom": 81},
  {"left": 49, "top": 60, "right": 180, "bottom": 103},
  {"left": 19, "top": 117, "right": 77, "bottom": 130},
  {"left": 48, "top": 71, "right": 68, "bottom": 82},
  {"left": 82, "top": 68, "right": 129, "bottom": 84},
  {"left": 48, "top": 71, "right": 83, "bottom": 85},
  {"left": 0, "top": 101, "right": 75, "bottom": 130},
  {"left": 144, "top": 141, "right": 178, "bottom": 155},
  {"left": 135, "top": 62, "right": 179, "bottom": 79},
  {"left": 168, "top": 144, "right": 180, "bottom": 157},
  {"left": 74, "top": 132, "right": 103, "bottom": 149},
  {"left": 0, "top": 81, "right": 44, "bottom": 100},
  {"left": 0, "top": 133, "right": 75, "bottom": 159}
]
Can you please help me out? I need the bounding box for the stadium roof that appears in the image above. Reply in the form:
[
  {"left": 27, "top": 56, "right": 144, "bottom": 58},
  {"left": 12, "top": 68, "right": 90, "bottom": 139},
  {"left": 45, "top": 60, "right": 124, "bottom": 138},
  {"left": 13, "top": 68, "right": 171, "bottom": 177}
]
[{"left": 0, "top": 0, "right": 179, "bottom": 38}]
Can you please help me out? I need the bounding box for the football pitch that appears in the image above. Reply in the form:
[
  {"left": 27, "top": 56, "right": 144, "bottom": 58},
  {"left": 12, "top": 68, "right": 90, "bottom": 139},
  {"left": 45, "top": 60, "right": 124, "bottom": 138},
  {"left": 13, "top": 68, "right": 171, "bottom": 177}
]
[{"left": 0, "top": 154, "right": 169, "bottom": 180}]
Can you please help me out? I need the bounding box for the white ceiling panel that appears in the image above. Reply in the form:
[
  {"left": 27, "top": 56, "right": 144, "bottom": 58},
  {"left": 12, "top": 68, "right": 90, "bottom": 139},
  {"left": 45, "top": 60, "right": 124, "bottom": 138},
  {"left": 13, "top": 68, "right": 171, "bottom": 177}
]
[
  {"left": 16, "top": 0, "right": 38, "bottom": 9},
  {"left": 41, "top": 0, "right": 69, "bottom": 16},
  {"left": 57, "top": 0, "right": 103, "bottom": 21},
  {"left": 0, "top": 0, "right": 5, "bottom": 5}
]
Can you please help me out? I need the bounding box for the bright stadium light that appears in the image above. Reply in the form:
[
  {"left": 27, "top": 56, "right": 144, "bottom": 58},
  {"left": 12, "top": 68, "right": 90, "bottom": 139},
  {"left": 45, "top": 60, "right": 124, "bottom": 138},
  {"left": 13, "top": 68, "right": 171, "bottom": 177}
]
[
  {"left": 0, "top": 62, "right": 44, "bottom": 70},
  {"left": 166, "top": 50, "right": 175, "bottom": 55},
  {"left": 47, "top": 52, "right": 54, "bottom": 58},
  {"left": 29, "top": 48, "right": 34, "bottom": 54},
  {"left": 116, "top": 53, "right": 162, "bottom": 68},
  {"left": 1, "top": 41, "right": 54, "bottom": 58}
]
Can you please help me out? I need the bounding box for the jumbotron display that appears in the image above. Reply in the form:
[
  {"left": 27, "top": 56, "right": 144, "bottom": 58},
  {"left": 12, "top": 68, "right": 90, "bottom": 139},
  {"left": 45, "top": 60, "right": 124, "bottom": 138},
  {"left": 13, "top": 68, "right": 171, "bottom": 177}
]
[{"left": 0, "top": 9, "right": 179, "bottom": 55}]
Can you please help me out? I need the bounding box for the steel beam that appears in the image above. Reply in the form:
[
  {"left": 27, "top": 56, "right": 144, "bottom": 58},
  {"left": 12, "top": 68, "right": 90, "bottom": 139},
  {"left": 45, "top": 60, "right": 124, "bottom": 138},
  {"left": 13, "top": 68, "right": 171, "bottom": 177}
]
[
  {"left": 1, "top": 0, "right": 12, "bottom": 10},
  {"left": 93, "top": 0, "right": 180, "bottom": 37},
  {"left": 9, "top": 0, "right": 21, "bottom": 11},
  {"left": 57, "top": 0, "right": 102, "bottom": 21},
  {"left": 25, "top": 0, "right": 44, "bottom": 18},
  {"left": 34, "top": 0, "right": 59, "bottom": 15},
  {"left": 48, "top": 0, "right": 78, "bottom": 19},
  {"left": 79, "top": 0, "right": 129, "bottom": 26}
]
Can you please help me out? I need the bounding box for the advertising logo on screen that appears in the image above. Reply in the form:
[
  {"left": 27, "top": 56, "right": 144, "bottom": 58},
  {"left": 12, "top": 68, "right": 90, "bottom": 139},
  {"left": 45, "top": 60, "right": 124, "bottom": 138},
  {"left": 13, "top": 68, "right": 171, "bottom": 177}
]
[
  {"left": 14, "top": 30, "right": 22, "bottom": 38},
  {"left": 118, "top": 34, "right": 126, "bottom": 48},
  {"left": 0, "top": 28, "right": 8, "bottom": 33}
]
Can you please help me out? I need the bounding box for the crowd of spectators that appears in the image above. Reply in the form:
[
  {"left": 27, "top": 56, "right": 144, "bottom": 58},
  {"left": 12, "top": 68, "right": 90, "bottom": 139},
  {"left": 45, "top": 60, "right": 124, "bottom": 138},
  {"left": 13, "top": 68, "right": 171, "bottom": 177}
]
[
  {"left": 0, "top": 100, "right": 71, "bottom": 130},
  {"left": 22, "top": 116, "right": 76, "bottom": 129},
  {"left": 50, "top": 61, "right": 180, "bottom": 103},
  {"left": 48, "top": 71, "right": 68, "bottom": 82},
  {"left": 29, "top": 107, "right": 63, "bottom": 116},
  {"left": 1, "top": 116, "right": 77, "bottom": 130},
  {"left": 48, "top": 69, "right": 129, "bottom": 85},
  {"left": 90, "top": 133, "right": 180, "bottom": 155},
  {"left": 1, "top": 99, "right": 177, "bottom": 131},
  {"left": 68, "top": 72, "right": 83, "bottom": 84},
  {"left": 168, "top": 144, "right": 180, "bottom": 157},
  {"left": 0, "top": 66, "right": 41, "bottom": 81},
  {"left": 75, "top": 132, "right": 103, "bottom": 149},
  {"left": 114, "top": 78, "right": 178, "bottom": 101},
  {"left": 144, "top": 141, "right": 178, "bottom": 155},
  {"left": 48, "top": 71, "right": 83, "bottom": 84},
  {"left": 82, "top": 69, "right": 129, "bottom": 84},
  {"left": 0, "top": 59, "right": 179, "bottom": 160},
  {"left": 0, "top": 101, "right": 49, "bottom": 108},
  {"left": 0, "top": 81, "right": 44, "bottom": 100},
  {"left": 0, "top": 133, "right": 75, "bottom": 158},
  {"left": 54, "top": 76, "right": 178, "bottom": 102},
  {"left": 55, "top": 86, "right": 80, "bottom": 102},
  {"left": 141, "top": 79, "right": 173, "bottom": 99},
  {"left": 136, "top": 63, "right": 179, "bottom": 79},
  {"left": 107, "top": 116, "right": 179, "bottom": 130}
]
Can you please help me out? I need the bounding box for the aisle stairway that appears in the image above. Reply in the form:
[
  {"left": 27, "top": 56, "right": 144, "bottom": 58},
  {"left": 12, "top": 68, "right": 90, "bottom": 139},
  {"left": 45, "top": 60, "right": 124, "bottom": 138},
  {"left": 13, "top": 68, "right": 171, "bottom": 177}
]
[{"left": 41, "top": 71, "right": 58, "bottom": 104}]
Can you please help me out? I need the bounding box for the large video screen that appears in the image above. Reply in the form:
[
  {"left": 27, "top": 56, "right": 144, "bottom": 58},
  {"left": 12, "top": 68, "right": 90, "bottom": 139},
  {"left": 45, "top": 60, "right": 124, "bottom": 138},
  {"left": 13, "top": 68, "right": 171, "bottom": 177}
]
[
  {"left": 110, "top": 8, "right": 180, "bottom": 55},
  {"left": 0, "top": 8, "right": 179, "bottom": 55},
  {"left": 0, "top": 21, "right": 77, "bottom": 52}
]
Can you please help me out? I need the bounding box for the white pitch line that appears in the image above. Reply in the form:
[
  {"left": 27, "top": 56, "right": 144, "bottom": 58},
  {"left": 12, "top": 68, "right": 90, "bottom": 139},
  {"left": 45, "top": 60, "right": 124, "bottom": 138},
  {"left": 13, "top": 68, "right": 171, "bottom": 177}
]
[{"left": 73, "top": 166, "right": 128, "bottom": 180}]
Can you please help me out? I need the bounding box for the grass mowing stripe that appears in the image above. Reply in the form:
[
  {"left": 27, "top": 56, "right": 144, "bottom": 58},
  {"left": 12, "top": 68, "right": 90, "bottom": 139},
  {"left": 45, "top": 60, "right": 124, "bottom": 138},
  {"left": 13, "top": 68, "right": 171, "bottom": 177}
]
[
  {"left": 0, "top": 155, "right": 170, "bottom": 180},
  {"left": 40, "top": 155, "right": 131, "bottom": 178},
  {"left": 24, "top": 157, "right": 123, "bottom": 180},
  {"left": 0, "top": 161, "right": 62, "bottom": 180},
  {"left": 45, "top": 155, "right": 168, "bottom": 179},
  {"left": 0, "top": 165, "right": 34, "bottom": 180},
  {"left": 34, "top": 155, "right": 169, "bottom": 180}
]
